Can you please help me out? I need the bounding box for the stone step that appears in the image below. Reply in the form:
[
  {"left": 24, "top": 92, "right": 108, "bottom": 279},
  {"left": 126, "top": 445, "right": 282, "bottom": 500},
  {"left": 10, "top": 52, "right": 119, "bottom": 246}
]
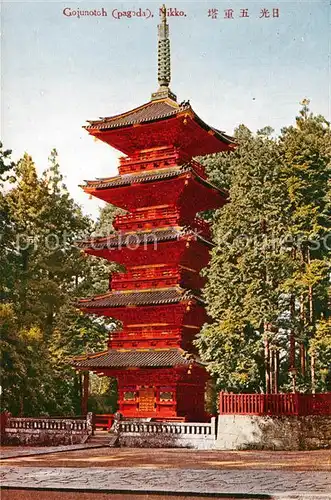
[{"left": 88, "top": 434, "right": 118, "bottom": 447}]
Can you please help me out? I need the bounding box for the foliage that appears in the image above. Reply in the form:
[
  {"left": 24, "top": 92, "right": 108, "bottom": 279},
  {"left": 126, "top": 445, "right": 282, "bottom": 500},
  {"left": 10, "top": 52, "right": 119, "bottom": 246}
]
[
  {"left": 0, "top": 145, "right": 18, "bottom": 301},
  {"left": 310, "top": 318, "right": 331, "bottom": 391},
  {"left": 196, "top": 104, "right": 331, "bottom": 393},
  {"left": 93, "top": 203, "right": 125, "bottom": 237},
  {"left": 279, "top": 101, "right": 331, "bottom": 391},
  {"left": 0, "top": 149, "right": 113, "bottom": 415},
  {"left": 88, "top": 374, "right": 118, "bottom": 414}
]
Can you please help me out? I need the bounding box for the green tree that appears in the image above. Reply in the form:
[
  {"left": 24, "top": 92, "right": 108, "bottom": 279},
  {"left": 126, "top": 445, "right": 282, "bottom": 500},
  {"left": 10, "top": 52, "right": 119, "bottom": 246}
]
[
  {"left": 93, "top": 203, "right": 124, "bottom": 237},
  {"left": 0, "top": 145, "right": 17, "bottom": 302},
  {"left": 280, "top": 101, "right": 331, "bottom": 391},
  {"left": 196, "top": 126, "right": 293, "bottom": 392},
  {"left": 196, "top": 105, "right": 330, "bottom": 395},
  {"left": 1, "top": 149, "right": 112, "bottom": 415}
]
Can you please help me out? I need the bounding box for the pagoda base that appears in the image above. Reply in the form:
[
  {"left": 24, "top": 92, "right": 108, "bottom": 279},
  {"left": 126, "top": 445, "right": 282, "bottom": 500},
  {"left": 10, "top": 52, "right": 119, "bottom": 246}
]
[{"left": 98, "top": 366, "right": 209, "bottom": 422}]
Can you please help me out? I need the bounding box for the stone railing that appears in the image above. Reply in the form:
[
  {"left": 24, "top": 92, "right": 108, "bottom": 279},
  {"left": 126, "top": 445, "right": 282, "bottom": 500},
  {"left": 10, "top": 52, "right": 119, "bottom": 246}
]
[
  {"left": 117, "top": 417, "right": 217, "bottom": 449},
  {"left": 7, "top": 416, "right": 91, "bottom": 431},
  {"left": 3, "top": 413, "right": 93, "bottom": 446},
  {"left": 119, "top": 420, "right": 215, "bottom": 436}
]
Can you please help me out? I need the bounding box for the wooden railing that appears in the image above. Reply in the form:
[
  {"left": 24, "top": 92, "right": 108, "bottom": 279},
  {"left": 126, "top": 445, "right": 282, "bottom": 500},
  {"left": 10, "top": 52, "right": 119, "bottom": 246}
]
[
  {"left": 113, "top": 265, "right": 179, "bottom": 282},
  {"left": 190, "top": 159, "right": 207, "bottom": 180},
  {"left": 109, "top": 325, "right": 181, "bottom": 348},
  {"left": 112, "top": 326, "right": 181, "bottom": 339},
  {"left": 192, "top": 217, "right": 211, "bottom": 239},
  {"left": 298, "top": 393, "right": 331, "bottom": 415},
  {"left": 112, "top": 265, "right": 180, "bottom": 290},
  {"left": 219, "top": 392, "right": 331, "bottom": 416},
  {"left": 118, "top": 149, "right": 208, "bottom": 179},
  {"left": 94, "top": 414, "right": 114, "bottom": 431},
  {"left": 119, "top": 146, "right": 184, "bottom": 174},
  {"left": 113, "top": 206, "right": 180, "bottom": 231}
]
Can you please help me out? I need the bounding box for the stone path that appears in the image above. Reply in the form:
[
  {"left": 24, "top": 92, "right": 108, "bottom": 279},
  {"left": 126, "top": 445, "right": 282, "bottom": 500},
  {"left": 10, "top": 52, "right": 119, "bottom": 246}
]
[{"left": 1, "top": 466, "right": 330, "bottom": 498}]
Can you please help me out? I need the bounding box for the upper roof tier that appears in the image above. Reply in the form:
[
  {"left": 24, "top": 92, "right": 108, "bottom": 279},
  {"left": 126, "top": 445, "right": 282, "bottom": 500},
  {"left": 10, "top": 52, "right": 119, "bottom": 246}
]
[
  {"left": 72, "top": 348, "right": 200, "bottom": 370},
  {"left": 83, "top": 6, "right": 234, "bottom": 157},
  {"left": 84, "top": 98, "right": 234, "bottom": 157}
]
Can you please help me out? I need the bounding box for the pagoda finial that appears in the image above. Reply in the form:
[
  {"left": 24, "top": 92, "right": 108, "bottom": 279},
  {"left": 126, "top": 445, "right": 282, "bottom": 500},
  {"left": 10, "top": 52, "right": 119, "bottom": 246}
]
[{"left": 151, "top": 5, "right": 177, "bottom": 102}]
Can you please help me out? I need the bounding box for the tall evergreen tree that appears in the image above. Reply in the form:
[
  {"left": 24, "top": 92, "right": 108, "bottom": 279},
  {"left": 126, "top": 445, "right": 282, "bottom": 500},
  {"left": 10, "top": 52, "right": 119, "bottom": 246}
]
[
  {"left": 0, "top": 144, "right": 17, "bottom": 301},
  {"left": 195, "top": 126, "right": 293, "bottom": 392},
  {"left": 196, "top": 105, "right": 330, "bottom": 394},
  {"left": 1, "top": 149, "right": 111, "bottom": 415},
  {"left": 279, "top": 101, "right": 331, "bottom": 391}
]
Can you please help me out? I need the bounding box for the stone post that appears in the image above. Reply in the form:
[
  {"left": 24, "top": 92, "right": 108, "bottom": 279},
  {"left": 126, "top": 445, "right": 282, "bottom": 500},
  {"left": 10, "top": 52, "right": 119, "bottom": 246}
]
[
  {"left": 81, "top": 371, "right": 89, "bottom": 415},
  {"left": 86, "top": 412, "right": 94, "bottom": 436}
]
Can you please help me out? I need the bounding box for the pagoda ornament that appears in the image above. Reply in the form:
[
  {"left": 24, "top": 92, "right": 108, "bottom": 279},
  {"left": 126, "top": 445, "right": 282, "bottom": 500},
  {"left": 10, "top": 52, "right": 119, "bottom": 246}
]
[
  {"left": 151, "top": 4, "right": 176, "bottom": 102},
  {"left": 72, "top": 5, "right": 234, "bottom": 421}
]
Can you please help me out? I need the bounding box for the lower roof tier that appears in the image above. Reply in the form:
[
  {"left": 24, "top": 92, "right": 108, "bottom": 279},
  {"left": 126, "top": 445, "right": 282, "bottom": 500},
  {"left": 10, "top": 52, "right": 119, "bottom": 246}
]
[
  {"left": 77, "top": 227, "right": 212, "bottom": 268},
  {"left": 77, "top": 287, "right": 208, "bottom": 326},
  {"left": 72, "top": 348, "right": 201, "bottom": 369},
  {"left": 77, "top": 286, "right": 203, "bottom": 309},
  {"left": 82, "top": 165, "right": 227, "bottom": 212}
]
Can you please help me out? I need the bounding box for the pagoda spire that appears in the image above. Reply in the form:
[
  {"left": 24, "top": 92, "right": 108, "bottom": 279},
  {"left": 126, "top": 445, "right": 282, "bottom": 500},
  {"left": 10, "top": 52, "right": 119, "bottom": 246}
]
[{"left": 151, "top": 4, "right": 177, "bottom": 102}]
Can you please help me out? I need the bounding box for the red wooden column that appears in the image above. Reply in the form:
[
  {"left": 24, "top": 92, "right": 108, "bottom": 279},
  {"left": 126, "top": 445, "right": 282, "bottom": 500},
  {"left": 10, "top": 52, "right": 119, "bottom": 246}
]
[{"left": 81, "top": 371, "right": 89, "bottom": 415}]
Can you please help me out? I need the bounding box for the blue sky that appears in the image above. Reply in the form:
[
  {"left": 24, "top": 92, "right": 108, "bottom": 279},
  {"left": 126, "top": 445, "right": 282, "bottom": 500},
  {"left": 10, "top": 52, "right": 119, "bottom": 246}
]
[{"left": 2, "top": 0, "right": 330, "bottom": 218}]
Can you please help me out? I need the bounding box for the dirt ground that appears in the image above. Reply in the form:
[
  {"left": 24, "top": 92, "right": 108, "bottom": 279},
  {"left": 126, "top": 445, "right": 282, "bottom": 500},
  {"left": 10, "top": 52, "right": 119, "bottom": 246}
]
[
  {"left": 1, "top": 447, "right": 330, "bottom": 471},
  {"left": 1, "top": 492, "right": 250, "bottom": 500}
]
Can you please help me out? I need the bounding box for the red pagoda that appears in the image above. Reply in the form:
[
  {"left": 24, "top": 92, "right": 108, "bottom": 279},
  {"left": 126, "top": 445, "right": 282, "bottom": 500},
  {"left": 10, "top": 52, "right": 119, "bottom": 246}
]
[{"left": 72, "top": 6, "right": 234, "bottom": 421}]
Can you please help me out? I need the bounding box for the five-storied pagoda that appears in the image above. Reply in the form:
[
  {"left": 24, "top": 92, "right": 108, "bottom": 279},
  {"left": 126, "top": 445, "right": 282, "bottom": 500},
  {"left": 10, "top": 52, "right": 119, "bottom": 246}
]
[{"left": 72, "top": 5, "right": 234, "bottom": 421}]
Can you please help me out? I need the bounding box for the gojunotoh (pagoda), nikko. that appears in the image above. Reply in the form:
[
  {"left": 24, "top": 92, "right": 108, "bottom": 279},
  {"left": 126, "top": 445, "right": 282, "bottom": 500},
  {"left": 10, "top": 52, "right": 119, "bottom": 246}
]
[{"left": 72, "top": 5, "right": 234, "bottom": 422}]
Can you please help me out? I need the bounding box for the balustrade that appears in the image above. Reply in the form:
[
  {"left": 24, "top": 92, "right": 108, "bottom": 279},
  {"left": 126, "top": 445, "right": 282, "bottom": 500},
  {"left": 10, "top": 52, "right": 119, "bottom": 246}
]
[
  {"left": 111, "top": 265, "right": 182, "bottom": 291},
  {"left": 112, "top": 326, "right": 181, "bottom": 340},
  {"left": 219, "top": 392, "right": 331, "bottom": 416},
  {"left": 192, "top": 217, "right": 211, "bottom": 239},
  {"left": 119, "top": 146, "right": 185, "bottom": 174},
  {"left": 113, "top": 206, "right": 180, "bottom": 231},
  {"left": 190, "top": 159, "right": 207, "bottom": 180},
  {"left": 118, "top": 420, "right": 214, "bottom": 435},
  {"left": 6, "top": 416, "right": 89, "bottom": 432},
  {"left": 113, "top": 266, "right": 179, "bottom": 281}
]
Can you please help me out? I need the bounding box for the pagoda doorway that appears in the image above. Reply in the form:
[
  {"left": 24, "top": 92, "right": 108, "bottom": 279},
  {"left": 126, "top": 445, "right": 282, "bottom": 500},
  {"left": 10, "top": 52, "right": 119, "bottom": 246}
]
[{"left": 138, "top": 387, "right": 156, "bottom": 413}]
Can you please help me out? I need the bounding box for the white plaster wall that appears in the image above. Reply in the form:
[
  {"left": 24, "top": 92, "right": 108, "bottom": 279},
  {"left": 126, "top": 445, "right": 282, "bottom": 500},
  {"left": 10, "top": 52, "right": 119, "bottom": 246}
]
[
  {"left": 215, "top": 415, "right": 264, "bottom": 450},
  {"left": 215, "top": 414, "right": 331, "bottom": 450}
]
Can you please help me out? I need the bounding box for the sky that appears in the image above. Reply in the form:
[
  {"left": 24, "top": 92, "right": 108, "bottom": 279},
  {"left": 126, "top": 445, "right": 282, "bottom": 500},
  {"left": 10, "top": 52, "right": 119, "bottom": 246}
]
[{"left": 1, "top": 0, "right": 330, "bottom": 219}]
